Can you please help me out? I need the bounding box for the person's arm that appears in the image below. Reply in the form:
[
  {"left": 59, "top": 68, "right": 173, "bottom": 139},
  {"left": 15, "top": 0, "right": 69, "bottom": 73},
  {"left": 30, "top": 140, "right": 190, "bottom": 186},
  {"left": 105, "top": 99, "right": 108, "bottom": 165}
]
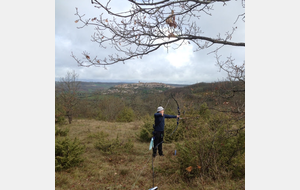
[{"left": 164, "top": 114, "right": 177, "bottom": 118}]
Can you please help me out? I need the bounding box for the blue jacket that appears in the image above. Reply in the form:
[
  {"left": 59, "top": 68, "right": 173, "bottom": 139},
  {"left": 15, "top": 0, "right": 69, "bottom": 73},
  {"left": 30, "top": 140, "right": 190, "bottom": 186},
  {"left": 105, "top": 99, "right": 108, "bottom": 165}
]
[{"left": 154, "top": 112, "right": 177, "bottom": 131}]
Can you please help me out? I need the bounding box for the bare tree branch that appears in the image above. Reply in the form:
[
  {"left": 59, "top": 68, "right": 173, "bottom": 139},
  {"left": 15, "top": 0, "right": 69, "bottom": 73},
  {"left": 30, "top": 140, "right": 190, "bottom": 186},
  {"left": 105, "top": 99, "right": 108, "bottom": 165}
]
[{"left": 72, "top": 0, "right": 245, "bottom": 66}]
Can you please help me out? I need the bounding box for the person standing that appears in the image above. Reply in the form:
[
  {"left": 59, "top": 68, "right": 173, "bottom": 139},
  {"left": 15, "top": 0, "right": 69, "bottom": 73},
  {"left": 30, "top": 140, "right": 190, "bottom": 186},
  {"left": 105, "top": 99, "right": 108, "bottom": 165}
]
[{"left": 153, "top": 106, "right": 179, "bottom": 157}]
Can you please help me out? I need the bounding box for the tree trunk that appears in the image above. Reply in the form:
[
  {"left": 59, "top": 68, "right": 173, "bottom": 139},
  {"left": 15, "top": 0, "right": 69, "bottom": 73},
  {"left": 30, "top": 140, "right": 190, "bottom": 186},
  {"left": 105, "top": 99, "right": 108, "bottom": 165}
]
[{"left": 68, "top": 115, "right": 72, "bottom": 124}]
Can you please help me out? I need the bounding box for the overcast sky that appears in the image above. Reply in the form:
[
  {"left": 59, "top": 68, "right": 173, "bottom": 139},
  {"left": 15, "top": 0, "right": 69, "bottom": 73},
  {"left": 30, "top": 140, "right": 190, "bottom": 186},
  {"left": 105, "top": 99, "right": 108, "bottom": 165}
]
[{"left": 55, "top": 0, "right": 245, "bottom": 84}]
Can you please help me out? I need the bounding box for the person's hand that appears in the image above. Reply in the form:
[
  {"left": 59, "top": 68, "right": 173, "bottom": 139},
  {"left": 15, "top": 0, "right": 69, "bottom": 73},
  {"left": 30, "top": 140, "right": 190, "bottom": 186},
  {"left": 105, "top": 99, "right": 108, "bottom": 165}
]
[
  {"left": 177, "top": 115, "right": 179, "bottom": 118},
  {"left": 160, "top": 110, "right": 164, "bottom": 116}
]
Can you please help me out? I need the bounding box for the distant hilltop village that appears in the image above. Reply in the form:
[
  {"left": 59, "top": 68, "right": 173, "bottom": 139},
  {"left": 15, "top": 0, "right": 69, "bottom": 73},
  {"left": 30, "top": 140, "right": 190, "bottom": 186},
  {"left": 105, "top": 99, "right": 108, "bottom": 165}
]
[
  {"left": 103, "top": 82, "right": 175, "bottom": 95},
  {"left": 115, "top": 81, "right": 175, "bottom": 89}
]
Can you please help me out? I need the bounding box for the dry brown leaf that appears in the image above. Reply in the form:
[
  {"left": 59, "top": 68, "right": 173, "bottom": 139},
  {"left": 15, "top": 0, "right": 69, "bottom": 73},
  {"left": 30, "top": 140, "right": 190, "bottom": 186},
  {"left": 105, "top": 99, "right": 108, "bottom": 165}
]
[
  {"left": 186, "top": 166, "right": 192, "bottom": 173},
  {"left": 75, "top": 20, "right": 79, "bottom": 23},
  {"left": 166, "top": 10, "right": 177, "bottom": 28},
  {"left": 86, "top": 55, "right": 90, "bottom": 59}
]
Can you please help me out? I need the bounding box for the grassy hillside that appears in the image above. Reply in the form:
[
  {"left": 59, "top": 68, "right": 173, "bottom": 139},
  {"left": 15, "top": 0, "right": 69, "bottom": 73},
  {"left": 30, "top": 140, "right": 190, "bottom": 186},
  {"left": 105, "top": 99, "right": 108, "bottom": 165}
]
[
  {"left": 78, "top": 82, "right": 123, "bottom": 92},
  {"left": 55, "top": 80, "right": 245, "bottom": 189},
  {"left": 55, "top": 119, "right": 244, "bottom": 190}
]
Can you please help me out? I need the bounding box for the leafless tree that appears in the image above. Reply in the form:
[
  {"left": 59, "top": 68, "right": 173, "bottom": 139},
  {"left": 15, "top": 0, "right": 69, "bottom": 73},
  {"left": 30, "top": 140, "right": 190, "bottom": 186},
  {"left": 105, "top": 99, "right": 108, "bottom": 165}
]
[
  {"left": 71, "top": 0, "right": 245, "bottom": 67},
  {"left": 212, "top": 50, "right": 245, "bottom": 118},
  {"left": 56, "top": 70, "right": 81, "bottom": 124}
]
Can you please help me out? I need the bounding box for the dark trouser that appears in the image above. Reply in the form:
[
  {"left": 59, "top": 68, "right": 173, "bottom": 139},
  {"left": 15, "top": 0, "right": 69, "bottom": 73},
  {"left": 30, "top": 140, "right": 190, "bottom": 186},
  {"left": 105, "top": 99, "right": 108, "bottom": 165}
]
[{"left": 153, "top": 131, "right": 164, "bottom": 155}]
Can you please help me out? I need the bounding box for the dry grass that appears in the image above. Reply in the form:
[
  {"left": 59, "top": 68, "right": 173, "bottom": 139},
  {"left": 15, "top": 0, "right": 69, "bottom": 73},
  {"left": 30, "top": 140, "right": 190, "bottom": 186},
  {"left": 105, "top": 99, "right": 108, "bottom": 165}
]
[{"left": 55, "top": 119, "right": 244, "bottom": 190}]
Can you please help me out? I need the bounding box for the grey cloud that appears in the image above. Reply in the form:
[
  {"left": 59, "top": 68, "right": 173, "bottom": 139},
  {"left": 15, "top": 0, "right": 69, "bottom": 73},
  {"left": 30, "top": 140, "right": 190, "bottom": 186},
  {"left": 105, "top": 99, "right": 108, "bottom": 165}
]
[{"left": 55, "top": 0, "right": 244, "bottom": 84}]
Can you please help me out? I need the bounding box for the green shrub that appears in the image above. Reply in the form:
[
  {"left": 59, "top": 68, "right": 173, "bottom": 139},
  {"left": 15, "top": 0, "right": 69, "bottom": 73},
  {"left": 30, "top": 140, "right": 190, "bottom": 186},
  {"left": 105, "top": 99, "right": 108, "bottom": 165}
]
[
  {"left": 116, "top": 107, "right": 134, "bottom": 122},
  {"left": 138, "top": 127, "right": 153, "bottom": 142},
  {"left": 55, "top": 104, "right": 66, "bottom": 124},
  {"left": 94, "top": 135, "right": 120, "bottom": 153},
  {"left": 173, "top": 113, "right": 245, "bottom": 181},
  {"left": 55, "top": 115, "right": 65, "bottom": 125},
  {"left": 164, "top": 120, "right": 184, "bottom": 142},
  {"left": 55, "top": 137, "right": 85, "bottom": 171},
  {"left": 55, "top": 126, "right": 69, "bottom": 137},
  {"left": 136, "top": 115, "right": 154, "bottom": 142},
  {"left": 96, "top": 109, "right": 108, "bottom": 121},
  {"left": 123, "top": 139, "right": 134, "bottom": 153},
  {"left": 199, "top": 102, "right": 210, "bottom": 120},
  {"left": 94, "top": 133, "right": 134, "bottom": 154}
]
